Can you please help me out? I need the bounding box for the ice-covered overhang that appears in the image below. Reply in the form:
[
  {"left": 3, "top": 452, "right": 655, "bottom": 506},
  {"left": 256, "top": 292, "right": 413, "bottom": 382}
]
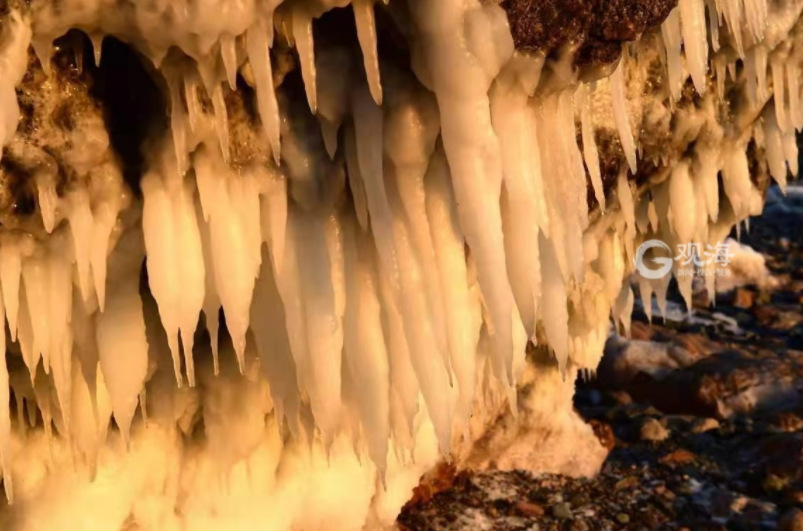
[{"left": 0, "top": 0, "right": 801, "bottom": 529}]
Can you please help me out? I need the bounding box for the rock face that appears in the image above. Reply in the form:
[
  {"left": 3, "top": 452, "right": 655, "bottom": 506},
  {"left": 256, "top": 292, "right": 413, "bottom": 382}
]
[{"left": 0, "top": 0, "right": 801, "bottom": 530}]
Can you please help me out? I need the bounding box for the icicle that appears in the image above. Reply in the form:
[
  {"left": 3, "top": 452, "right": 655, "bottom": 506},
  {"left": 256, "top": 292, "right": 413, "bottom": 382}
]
[
  {"left": 696, "top": 149, "right": 721, "bottom": 222},
  {"left": 319, "top": 118, "right": 339, "bottom": 159},
  {"left": 706, "top": 0, "right": 721, "bottom": 52},
  {"left": 22, "top": 255, "right": 50, "bottom": 373},
  {"left": 743, "top": 0, "right": 767, "bottom": 43},
  {"left": 142, "top": 173, "right": 205, "bottom": 386},
  {"left": 96, "top": 229, "right": 148, "bottom": 445},
  {"left": 211, "top": 83, "right": 231, "bottom": 165},
  {"left": 611, "top": 58, "right": 637, "bottom": 173},
  {"left": 0, "top": 12, "right": 31, "bottom": 164},
  {"left": 341, "top": 216, "right": 389, "bottom": 473},
  {"left": 293, "top": 10, "right": 317, "bottom": 113},
  {"left": 721, "top": 0, "right": 745, "bottom": 57},
  {"left": 669, "top": 161, "right": 697, "bottom": 243},
  {"left": 0, "top": 239, "right": 23, "bottom": 341},
  {"left": 251, "top": 247, "right": 301, "bottom": 434},
  {"left": 579, "top": 84, "right": 605, "bottom": 210},
  {"left": 32, "top": 37, "right": 53, "bottom": 77},
  {"left": 289, "top": 208, "right": 343, "bottom": 441},
  {"left": 612, "top": 284, "right": 635, "bottom": 336},
  {"left": 258, "top": 169, "right": 287, "bottom": 276},
  {"left": 353, "top": 0, "right": 383, "bottom": 105},
  {"left": 199, "top": 153, "right": 262, "bottom": 372},
  {"left": 90, "top": 33, "right": 103, "bottom": 67},
  {"left": 90, "top": 194, "right": 120, "bottom": 312},
  {"left": 662, "top": 8, "right": 684, "bottom": 101},
  {"left": 783, "top": 129, "right": 798, "bottom": 178},
  {"left": 351, "top": 84, "right": 399, "bottom": 290},
  {"left": 47, "top": 246, "right": 73, "bottom": 432},
  {"left": 714, "top": 56, "right": 727, "bottom": 100},
  {"left": 36, "top": 173, "right": 58, "bottom": 233},
  {"left": 0, "top": 282, "right": 12, "bottom": 503},
  {"left": 680, "top": 0, "right": 709, "bottom": 95},
  {"left": 344, "top": 123, "right": 370, "bottom": 231},
  {"left": 164, "top": 69, "right": 188, "bottom": 180},
  {"left": 764, "top": 106, "right": 788, "bottom": 189},
  {"left": 67, "top": 189, "right": 94, "bottom": 301},
  {"left": 425, "top": 147, "right": 478, "bottom": 428},
  {"left": 772, "top": 58, "right": 789, "bottom": 133},
  {"left": 387, "top": 185, "right": 453, "bottom": 455},
  {"left": 246, "top": 22, "right": 281, "bottom": 162},
  {"left": 540, "top": 233, "right": 569, "bottom": 375},
  {"left": 786, "top": 62, "right": 802, "bottom": 131},
  {"left": 198, "top": 208, "right": 221, "bottom": 375},
  {"left": 755, "top": 46, "right": 768, "bottom": 102},
  {"left": 220, "top": 33, "right": 238, "bottom": 91},
  {"left": 721, "top": 143, "right": 762, "bottom": 220}
]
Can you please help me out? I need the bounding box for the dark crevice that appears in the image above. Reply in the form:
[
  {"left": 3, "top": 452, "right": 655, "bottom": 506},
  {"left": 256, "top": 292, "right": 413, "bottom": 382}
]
[{"left": 83, "top": 33, "right": 168, "bottom": 196}]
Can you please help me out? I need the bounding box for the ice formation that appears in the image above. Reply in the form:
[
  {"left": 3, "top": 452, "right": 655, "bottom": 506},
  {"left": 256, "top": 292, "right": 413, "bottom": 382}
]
[{"left": 0, "top": 0, "right": 801, "bottom": 529}]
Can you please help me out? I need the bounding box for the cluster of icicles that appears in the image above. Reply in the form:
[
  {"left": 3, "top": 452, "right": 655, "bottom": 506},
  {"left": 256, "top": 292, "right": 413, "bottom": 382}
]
[{"left": 0, "top": 0, "right": 801, "bottom": 527}]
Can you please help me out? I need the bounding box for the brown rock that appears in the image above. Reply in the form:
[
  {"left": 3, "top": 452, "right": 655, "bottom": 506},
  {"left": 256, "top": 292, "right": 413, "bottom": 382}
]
[
  {"left": 516, "top": 500, "right": 545, "bottom": 517},
  {"left": 660, "top": 449, "right": 697, "bottom": 466},
  {"left": 778, "top": 508, "right": 803, "bottom": 531},
  {"left": 589, "top": 419, "right": 616, "bottom": 451},
  {"left": 734, "top": 288, "right": 756, "bottom": 309},
  {"left": 641, "top": 418, "right": 670, "bottom": 442}
]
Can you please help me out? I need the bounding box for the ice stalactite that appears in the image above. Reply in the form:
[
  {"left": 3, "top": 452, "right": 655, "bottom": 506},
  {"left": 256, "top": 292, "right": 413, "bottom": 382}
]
[
  {"left": 0, "top": 0, "right": 801, "bottom": 528},
  {"left": 96, "top": 228, "right": 149, "bottom": 444},
  {"left": 578, "top": 84, "right": 605, "bottom": 211},
  {"left": 142, "top": 169, "right": 205, "bottom": 387},
  {"left": 409, "top": 0, "right": 521, "bottom": 393},
  {"left": 611, "top": 57, "right": 638, "bottom": 174},
  {"left": 0, "top": 13, "right": 32, "bottom": 163},
  {"left": 0, "top": 281, "right": 12, "bottom": 503},
  {"left": 247, "top": 21, "right": 282, "bottom": 162},
  {"left": 661, "top": 8, "right": 684, "bottom": 102},
  {"left": 680, "top": 0, "right": 709, "bottom": 95},
  {"left": 353, "top": 0, "right": 383, "bottom": 105}
]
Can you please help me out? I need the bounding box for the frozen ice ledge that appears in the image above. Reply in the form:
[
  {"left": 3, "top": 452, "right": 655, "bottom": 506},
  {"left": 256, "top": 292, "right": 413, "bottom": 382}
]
[{"left": 0, "top": 0, "right": 800, "bottom": 529}]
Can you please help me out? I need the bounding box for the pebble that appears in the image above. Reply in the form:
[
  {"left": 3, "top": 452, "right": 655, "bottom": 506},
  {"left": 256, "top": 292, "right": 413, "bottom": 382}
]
[
  {"left": 641, "top": 418, "right": 670, "bottom": 442},
  {"left": 552, "top": 502, "right": 573, "bottom": 519},
  {"left": 616, "top": 513, "right": 630, "bottom": 524}
]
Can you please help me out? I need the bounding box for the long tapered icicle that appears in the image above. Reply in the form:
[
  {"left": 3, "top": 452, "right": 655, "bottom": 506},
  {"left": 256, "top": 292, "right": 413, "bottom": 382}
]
[
  {"left": 0, "top": 240, "right": 23, "bottom": 341},
  {"left": 661, "top": 8, "right": 684, "bottom": 102},
  {"left": 220, "top": 33, "right": 238, "bottom": 91},
  {"left": 142, "top": 173, "right": 205, "bottom": 386},
  {"left": 579, "top": 85, "right": 605, "bottom": 210},
  {"left": 211, "top": 84, "right": 231, "bottom": 165},
  {"left": 68, "top": 190, "right": 94, "bottom": 302},
  {"left": 293, "top": 10, "right": 317, "bottom": 113},
  {"left": 408, "top": 0, "right": 519, "bottom": 396},
  {"left": 0, "top": 282, "right": 12, "bottom": 503},
  {"left": 246, "top": 22, "right": 281, "bottom": 162},
  {"left": 611, "top": 58, "right": 637, "bottom": 174},
  {"left": 353, "top": 0, "right": 383, "bottom": 105},
  {"left": 96, "top": 229, "right": 149, "bottom": 445},
  {"left": 679, "top": 0, "right": 709, "bottom": 96}
]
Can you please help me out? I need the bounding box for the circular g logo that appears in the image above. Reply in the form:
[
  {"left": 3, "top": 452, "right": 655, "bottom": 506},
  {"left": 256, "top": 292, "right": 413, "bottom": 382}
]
[{"left": 634, "top": 240, "right": 673, "bottom": 280}]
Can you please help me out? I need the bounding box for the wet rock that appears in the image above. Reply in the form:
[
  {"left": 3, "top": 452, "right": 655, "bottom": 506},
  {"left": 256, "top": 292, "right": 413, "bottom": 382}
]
[
  {"left": 640, "top": 418, "right": 670, "bottom": 442},
  {"left": 551, "top": 502, "right": 573, "bottom": 519},
  {"left": 691, "top": 418, "right": 721, "bottom": 433},
  {"left": 778, "top": 509, "right": 803, "bottom": 531},
  {"left": 735, "top": 288, "right": 756, "bottom": 309}
]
